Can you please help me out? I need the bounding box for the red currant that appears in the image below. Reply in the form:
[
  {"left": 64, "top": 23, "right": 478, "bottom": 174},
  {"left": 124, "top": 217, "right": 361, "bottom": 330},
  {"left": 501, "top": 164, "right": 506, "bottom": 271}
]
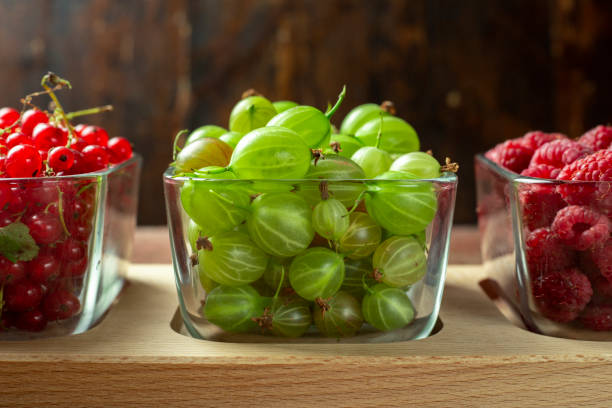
[
  {"left": 80, "top": 125, "right": 109, "bottom": 146},
  {"left": 24, "top": 212, "right": 63, "bottom": 244},
  {"left": 32, "top": 123, "right": 68, "bottom": 150},
  {"left": 74, "top": 124, "right": 87, "bottom": 136},
  {"left": 28, "top": 254, "right": 61, "bottom": 285},
  {"left": 6, "top": 185, "right": 26, "bottom": 212},
  {"left": 64, "top": 256, "right": 88, "bottom": 278},
  {"left": 107, "top": 137, "right": 133, "bottom": 164},
  {"left": 0, "top": 183, "right": 11, "bottom": 210},
  {"left": 20, "top": 109, "right": 48, "bottom": 136},
  {"left": 5, "top": 145, "right": 42, "bottom": 177},
  {"left": 59, "top": 238, "right": 86, "bottom": 261},
  {"left": 42, "top": 289, "right": 80, "bottom": 321},
  {"left": 6, "top": 132, "right": 32, "bottom": 149},
  {"left": 0, "top": 107, "right": 20, "bottom": 128},
  {"left": 4, "top": 281, "right": 43, "bottom": 311},
  {"left": 0, "top": 257, "right": 26, "bottom": 285},
  {"left": 15, "top": 309, "right": 47, "bottom": 332},
  {"left": 82, "top": 145, "right": 109, "bottom": 171},
  {"left": 47, "top": 147, "right": 75, "bottom": 172},
  {"left": 0, "top": 212, "right": 15, "bottom": 227}
]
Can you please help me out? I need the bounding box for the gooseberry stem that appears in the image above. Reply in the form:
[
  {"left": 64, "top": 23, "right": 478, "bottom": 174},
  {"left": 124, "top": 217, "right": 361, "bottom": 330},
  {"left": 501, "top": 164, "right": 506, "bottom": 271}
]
[
  {"left": 172, "top": 129, "right": 190, "bottom": 161},
  {"left": 345, "top": 190, "right": 366, "bottom": 216},
  {"left": 65, "top": 105, "right": 114, "bottom": 120},
  {"left": 273, "top": 266, "right": 285, "bottom": 300},
  {"left": 375, "top": 111, "right": 384, "bottom": 149},
  {"left": 361, "top": 271, "right": 374, "bottom": 295},
  {"left": 324, "top": 85, "right": 346, "bottom": 120},
  {"left": 440, "top": 157, "right": 459, "bottom": 173},
  {"left": 41, "top": 72, "right": 76, "bottom": 143}
]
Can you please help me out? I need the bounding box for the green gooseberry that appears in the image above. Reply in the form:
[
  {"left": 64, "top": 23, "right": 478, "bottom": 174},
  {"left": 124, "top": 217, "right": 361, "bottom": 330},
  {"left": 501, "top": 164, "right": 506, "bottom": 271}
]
[
  {"left": 185, "top": 125, "right": 227, "bottom": 146},
  {"left": 337, "top": 212, "right": 382, "bottom": 260},
  {"left": 263, "top": 257, "right": 291, "bottom": 290},
  {"left": 267, "top": 105, "right": 331, "bottom": 148},
  {"left": 203, "top": 285, "right": 267, "bottom": 332},
  {"left": 289, "top": 247, "right": 345, "bottom": 301},
  {"left": 180, "top": 179, "right": 250, "bottom": 237},
  {"left": 229, "top": 95, "right": 277, "bottom": 134},
  {"left": 372, "top": 236, "right": 427, "bottom": 287},
  {"left": 390, "top": 152, "right": 441, "bottom": 179},
  {"left": 297, "top": 156, "right": 366, "bottom": 207},
  {"left": 272, "top": 100, "right": 298, "bottom": 113},
  {"left": 364, "top": 181, "right": 437, "bottom": 236},
  {"left": 266, "top": 298, "right": 312, "bottom": 337},
  {"left": 199, "top": 231, "right": 269, "bottom": 286},
  {"left": 247, "top": 193, "right": 314, "bottom": 257},
  {"left": 312, "top": 196, "right": 350, "bottom": 241},
  {"left": 313, "top": 291, "right": 363, "bottom": 337},
  {"left": 340, "top": 258, "right": 376, "bottom": 299},
  {"left": 351, "top": 146, "right": 392, "bottom": 178},
  {"left": 219, "top": 131, "right": 244, "bottom": 148},
  {"left": 174, "top": 137, "right": 233, "bottom": 173},
  {"left": 354, "top": 116, "right": 419, "bottom": 155},
  {"left": 229, "top": 126, "right": 311, "bottom": 179},
  {"left": 362, "top": 283, "right": 415, "bottom": 331},
  {"left": 324, "top": 133, "right": 363, "bottom": 158},
  {"left": 340, "top": 103, "right": 390, "bottom": 136}
]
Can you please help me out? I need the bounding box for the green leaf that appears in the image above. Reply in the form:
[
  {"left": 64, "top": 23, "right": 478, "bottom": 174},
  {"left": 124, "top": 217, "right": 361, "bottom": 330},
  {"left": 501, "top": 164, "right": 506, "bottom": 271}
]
[{"left": 0, "top": 222, "right": 40, "bottom": 263}]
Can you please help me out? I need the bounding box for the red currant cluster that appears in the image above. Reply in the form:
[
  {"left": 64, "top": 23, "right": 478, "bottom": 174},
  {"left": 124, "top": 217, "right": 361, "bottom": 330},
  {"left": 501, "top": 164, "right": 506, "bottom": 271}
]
[
  {"left": 0, "top": 73, "right": 134, "bottom": 333},
  {"left": 0, "top": 107, "right": 132, "bottom": 178},
  {"left": 0, "top": 181, "right": 96, "bottom": 332}
]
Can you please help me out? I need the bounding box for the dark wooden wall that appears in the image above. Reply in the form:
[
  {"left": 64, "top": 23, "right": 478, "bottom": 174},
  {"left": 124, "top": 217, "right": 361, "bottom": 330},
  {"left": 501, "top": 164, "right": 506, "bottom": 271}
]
[{"left": 1, "top": 0, "right": 611, "bottom": 225}]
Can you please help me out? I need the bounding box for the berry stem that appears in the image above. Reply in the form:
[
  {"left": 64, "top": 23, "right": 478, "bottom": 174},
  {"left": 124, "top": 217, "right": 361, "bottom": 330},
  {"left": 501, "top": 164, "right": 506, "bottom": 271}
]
[
  {"left": 375, "top": 112, "right": 384, "bottom": 149},
  {"left": 55, "top": 187, "right": 71, "bottom": 237},
  {"left": 40, "top": 72, "right": 76, "bottom": 142},
  {"left": 273, "top": 266, "right": 285, "bottom": 300},
  {"left": 172, "top": 129, "right": 190, "bottom": 161},
  {"left": 440, "top": 157, "right": 459, "bottom": 173},
  {"left": 345, "top": 190, "right": 366, "bottom": 216},
  {"left": 324, "top": 85, "right": 346, "bottom": 120},
  {"left": 361, "top": 272, "right": 374, "bottom": 295},
  {"left": 65, "top": 105, "right": 114, "bottom": 120}
]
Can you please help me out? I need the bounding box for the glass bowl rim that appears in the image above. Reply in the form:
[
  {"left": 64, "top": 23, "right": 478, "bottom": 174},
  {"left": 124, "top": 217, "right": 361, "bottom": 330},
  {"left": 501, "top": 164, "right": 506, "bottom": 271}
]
[
  {"left": 475, "top": 153, "right": 608, "bottom": 185},
  {"left": 163, "top": 166, "right": 458, "bottom": 184},
  {"left": 0, "top": 153, "right": 142, "bottom": 182}
]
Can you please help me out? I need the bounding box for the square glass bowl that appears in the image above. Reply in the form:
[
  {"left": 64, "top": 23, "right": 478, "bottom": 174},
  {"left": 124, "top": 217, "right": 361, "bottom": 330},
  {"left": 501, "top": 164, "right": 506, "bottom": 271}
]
[
  {"left": 164, "top": 169, "right": 457, "bottom": 343},
  {"left": 475, "top": 154, "right": 612, "bottom": 340},
  {"left": 0, "top": 155, "right": 141, "bottom": 339}
]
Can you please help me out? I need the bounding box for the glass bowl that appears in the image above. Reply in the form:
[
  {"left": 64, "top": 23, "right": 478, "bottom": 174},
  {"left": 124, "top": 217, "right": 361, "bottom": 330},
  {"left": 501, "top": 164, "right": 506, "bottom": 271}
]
[
  {"left": 475, "top": 154, "right": 612, "bottom": 340},
  {"left": 0, "top": 155, "right": 141, "bottom": 339},
  {"left": 164, "top": 168, "right": 457, "bottom": 343}
]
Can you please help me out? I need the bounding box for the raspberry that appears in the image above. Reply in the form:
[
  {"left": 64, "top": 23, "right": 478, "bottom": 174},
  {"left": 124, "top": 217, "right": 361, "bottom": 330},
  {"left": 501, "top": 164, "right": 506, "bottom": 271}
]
[
  {"left": 551, "top": 205, "right": 611, "bottom": 251},
  {"left": 579, "top": 305, "right": 612, "bottom": 331},
  {"left": 532, "top": 268, "right": 592, "bottom": 323},
  {"left": 520, "top": 131, "right": 566, "bottom": 151},
  {"left": 557, "top": 150, "right": 612, "bottom": 215},
  {"left": 496, "top": 139, "right": 534, "bottom": 173},
  {"left": 589, "top": 274, "right": 612, "bottom": 304},
  {"left": 578, "top": 125, "right": 612, "bottom": 151},
  {"left": 525, "top": 227, "right": 575, "bottom": 276},
  {"left": 520, "top": 164, "right": 560, "bottom": 179},
  {"left": 591, "top": 239, "right": 612, "bottom": 282},
  {"left": 519, "top": 185, "right": 566, "bottom": 230},
  {"left": 529, "top": 139, "right": 592, "bottom": 169}
]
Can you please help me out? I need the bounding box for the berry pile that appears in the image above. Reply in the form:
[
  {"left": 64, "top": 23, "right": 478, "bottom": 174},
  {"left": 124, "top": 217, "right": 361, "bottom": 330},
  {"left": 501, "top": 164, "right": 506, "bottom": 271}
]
[
  {"left": 0, "top": 73, "right": 134, "bottom": 333},
  {"left": 171, "top": 87, "right": 457, "bottom": 338},
  {"left": 485, "top": 125, "right": 612, "bottom": 331}
]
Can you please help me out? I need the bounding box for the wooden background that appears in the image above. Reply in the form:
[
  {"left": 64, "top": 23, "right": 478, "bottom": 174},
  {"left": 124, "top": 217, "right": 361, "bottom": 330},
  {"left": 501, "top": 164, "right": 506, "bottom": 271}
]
[{"left": 0, "top": 0, "right": 610, "bottom": 225}]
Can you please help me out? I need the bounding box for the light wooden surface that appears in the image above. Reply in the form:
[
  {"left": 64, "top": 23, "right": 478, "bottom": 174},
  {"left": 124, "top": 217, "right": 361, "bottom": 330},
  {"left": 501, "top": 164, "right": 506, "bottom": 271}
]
[{"left": 1, "top": 263, "right": 611, "bottom": 407}]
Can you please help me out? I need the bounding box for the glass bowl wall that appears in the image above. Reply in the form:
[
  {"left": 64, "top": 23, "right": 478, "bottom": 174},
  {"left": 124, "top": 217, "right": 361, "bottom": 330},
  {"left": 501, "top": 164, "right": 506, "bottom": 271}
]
[
  {"left": 164, "top": 169, "right": 457, "bottom": 343},
  {"left": 0, "top": 155, "right": 141, "bottom": 339},
  {"left": 475, "top": 154, "right": 612, "bottom": 340}
]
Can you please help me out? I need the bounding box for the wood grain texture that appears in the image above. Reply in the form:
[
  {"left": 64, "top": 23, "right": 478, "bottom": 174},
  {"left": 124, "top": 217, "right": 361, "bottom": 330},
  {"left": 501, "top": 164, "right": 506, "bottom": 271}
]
[
  {"left": 0, "top": 264, "right": 611, "bottom": 407},
  {"left": 1, "top": 0, "right": 611, "bottom": 225}
]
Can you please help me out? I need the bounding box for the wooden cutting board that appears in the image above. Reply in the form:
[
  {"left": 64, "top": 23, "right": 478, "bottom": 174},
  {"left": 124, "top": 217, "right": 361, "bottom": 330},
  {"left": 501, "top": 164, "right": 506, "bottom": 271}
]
[{"left": 1, "top": 264, "right": 610, "bottom": 407}]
